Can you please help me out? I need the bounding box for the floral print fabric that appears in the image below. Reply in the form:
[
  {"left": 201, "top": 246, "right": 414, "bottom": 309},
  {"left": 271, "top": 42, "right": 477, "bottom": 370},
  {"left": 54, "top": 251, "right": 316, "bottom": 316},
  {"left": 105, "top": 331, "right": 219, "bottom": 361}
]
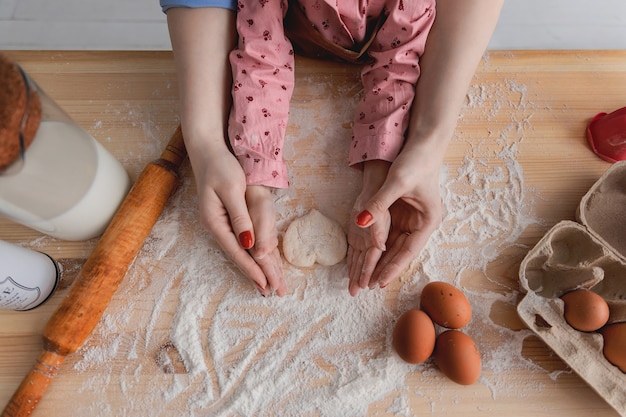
[{"left": 229, "top": 0, "right": 436, "bottom": 188}]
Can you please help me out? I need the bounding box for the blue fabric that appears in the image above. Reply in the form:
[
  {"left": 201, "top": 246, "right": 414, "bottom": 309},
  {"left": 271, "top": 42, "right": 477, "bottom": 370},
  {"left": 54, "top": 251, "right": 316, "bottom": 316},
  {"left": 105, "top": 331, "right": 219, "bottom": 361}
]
[{"left": 160, "top": 0, "right": 236, "bottom": 13}]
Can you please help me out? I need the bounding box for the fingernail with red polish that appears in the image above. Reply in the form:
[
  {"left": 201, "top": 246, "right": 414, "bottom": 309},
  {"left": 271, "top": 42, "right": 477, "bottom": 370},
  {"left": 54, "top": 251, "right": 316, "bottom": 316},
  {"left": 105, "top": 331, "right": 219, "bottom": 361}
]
[
  {"left": 255, "top": 282, "right": 267, "bottom": 296},
  {"left": 239, "top": 230, "right": 253, "bottom": 249},
  {"left": 356, "top": 210, "right": 373, "bottom": 227}
]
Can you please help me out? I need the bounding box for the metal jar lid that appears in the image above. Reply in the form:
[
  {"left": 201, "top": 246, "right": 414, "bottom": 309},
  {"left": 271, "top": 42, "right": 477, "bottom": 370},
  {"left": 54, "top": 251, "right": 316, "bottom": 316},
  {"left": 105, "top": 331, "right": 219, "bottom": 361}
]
[{"left": 0, "top": 53, "right": 42, "bottom": 171}]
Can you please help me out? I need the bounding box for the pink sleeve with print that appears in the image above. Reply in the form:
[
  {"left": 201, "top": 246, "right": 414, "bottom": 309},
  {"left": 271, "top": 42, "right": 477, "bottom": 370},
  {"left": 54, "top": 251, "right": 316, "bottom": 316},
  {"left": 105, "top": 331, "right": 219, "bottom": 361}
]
[
  {"left": 228, "top": 0, "right": 293, "bottom": 188},
  {"left": 349, "top": 0, "right": 436, "bottom": 166}
]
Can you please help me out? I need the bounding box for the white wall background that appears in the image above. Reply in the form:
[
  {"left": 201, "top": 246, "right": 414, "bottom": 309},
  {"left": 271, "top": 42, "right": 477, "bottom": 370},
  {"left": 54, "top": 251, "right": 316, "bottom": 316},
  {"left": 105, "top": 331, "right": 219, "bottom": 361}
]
[
  {"left": 490, "top": 0, "right": 626, "bottom": 49},
  {"left": 0, "top": 0, "right": 625, "bottom": 50}
]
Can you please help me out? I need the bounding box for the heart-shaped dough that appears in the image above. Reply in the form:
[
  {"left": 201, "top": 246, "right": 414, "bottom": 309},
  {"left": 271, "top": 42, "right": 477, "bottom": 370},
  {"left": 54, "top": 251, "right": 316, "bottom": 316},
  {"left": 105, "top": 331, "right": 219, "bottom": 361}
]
[{"left": 282, "top": 209, "right": 347, "bottom": 267}]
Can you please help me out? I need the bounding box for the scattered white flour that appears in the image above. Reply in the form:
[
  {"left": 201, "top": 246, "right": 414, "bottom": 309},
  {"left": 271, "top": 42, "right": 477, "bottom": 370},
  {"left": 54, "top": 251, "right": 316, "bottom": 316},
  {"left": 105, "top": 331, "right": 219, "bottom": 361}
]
[{"left": 60, "top": 75, "right": 550, "bottom": 416}]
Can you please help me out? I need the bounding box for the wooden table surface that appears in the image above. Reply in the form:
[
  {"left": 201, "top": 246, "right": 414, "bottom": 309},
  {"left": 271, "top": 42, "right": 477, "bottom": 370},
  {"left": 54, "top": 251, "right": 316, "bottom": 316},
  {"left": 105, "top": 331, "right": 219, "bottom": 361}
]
[{"left": 0, "top": 51, "right": 624, "bottom": 417}]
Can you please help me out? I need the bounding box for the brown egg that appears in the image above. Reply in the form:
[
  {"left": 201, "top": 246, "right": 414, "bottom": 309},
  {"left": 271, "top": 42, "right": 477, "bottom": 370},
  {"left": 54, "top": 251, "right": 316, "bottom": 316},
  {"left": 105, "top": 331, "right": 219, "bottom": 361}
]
[
  {"left": 434, "top": 330, "right": 482, "bottom": 385},
  {"left": 601, "top": 322, "right": 626, "bottom": 372},
  {"left": 420, "top": 281, "right": 472, "bottom": 329},
  {"left": 392, "top": 309, "right": 436, "bottom": 364},
  {"left": 560, "top": 289, "right": 609, "bottom": 332}
]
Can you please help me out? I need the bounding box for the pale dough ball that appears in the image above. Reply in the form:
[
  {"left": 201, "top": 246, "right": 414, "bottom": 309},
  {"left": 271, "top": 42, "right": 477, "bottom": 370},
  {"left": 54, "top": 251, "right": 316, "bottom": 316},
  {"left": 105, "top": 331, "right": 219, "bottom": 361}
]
[{"left": 282, "top": 209, "right": 347, "bottom": 267}]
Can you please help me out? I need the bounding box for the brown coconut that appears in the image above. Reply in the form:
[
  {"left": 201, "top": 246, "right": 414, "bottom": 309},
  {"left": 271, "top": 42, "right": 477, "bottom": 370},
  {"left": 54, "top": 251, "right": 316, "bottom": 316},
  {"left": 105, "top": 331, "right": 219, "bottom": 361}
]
[{"left": 0, "top": 53, "right": 42, "bottom": 171}]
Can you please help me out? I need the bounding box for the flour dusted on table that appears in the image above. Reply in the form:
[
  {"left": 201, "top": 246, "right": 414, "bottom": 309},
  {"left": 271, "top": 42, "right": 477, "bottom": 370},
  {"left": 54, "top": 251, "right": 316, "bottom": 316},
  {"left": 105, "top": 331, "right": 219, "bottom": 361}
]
[{"left": 64, "top": 77, "right": 548, "bottom": 417}]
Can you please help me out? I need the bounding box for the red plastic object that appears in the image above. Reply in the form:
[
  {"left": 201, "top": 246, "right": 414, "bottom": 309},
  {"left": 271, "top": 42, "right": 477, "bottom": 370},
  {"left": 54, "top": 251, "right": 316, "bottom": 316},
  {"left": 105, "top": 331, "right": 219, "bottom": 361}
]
[{"left": 586, "top": 106, "right": 626, "bottom": 163}]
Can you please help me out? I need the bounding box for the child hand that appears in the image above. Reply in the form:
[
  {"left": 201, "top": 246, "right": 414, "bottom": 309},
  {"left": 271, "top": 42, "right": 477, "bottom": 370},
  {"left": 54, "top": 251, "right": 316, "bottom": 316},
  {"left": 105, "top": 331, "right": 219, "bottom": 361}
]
[
  {"left": 189, "top": 144, "right": 286, "bottom": 296},
  {"left": 244, "top": 185, "right": 287, "bottom": 296},
  {"left": 347, "top": 160, "right": 391, "bottom": 296},
  {"left": 347, "top": 205, "right": 390, "bottom": 296},
  {"left": 352, "top": 152, "right": 442, "bottom": 291}
]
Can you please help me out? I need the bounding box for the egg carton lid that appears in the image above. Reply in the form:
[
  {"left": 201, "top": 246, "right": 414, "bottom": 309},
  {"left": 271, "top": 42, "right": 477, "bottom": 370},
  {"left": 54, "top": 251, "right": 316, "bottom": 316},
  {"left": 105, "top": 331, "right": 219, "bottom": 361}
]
[
  {"left": 518, "top": 161, "right": 626, "bottom": 417},
  {"left": 577, "top": 160, "right": 626, "bottom": 262}
]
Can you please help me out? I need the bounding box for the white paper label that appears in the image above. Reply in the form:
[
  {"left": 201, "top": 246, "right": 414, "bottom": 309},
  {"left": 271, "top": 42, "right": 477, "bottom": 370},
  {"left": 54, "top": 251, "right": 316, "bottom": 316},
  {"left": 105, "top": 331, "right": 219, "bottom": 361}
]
[
  {"left": 0, "top": 240, "right": 59, "bottom": 311},
  {"left": 0, "top": 276, "right": 43, "bottom": 310}
]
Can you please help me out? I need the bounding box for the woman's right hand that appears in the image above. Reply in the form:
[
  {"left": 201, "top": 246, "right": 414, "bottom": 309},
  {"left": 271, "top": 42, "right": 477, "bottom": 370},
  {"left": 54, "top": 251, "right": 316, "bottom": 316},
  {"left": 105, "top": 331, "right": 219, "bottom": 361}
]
[
  {"left": 190, "top": 142, "right": 286, "bottom": 297},
  {"left": 166, "top": 7, "right": 285, "bottom": 295}
]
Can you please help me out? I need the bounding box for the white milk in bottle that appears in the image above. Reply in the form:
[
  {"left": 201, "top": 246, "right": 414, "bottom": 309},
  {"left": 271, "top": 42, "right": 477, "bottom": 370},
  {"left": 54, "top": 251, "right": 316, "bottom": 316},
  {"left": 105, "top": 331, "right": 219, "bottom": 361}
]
[{"left": 0, "top": 54, "right": 130, "bottom": 240}]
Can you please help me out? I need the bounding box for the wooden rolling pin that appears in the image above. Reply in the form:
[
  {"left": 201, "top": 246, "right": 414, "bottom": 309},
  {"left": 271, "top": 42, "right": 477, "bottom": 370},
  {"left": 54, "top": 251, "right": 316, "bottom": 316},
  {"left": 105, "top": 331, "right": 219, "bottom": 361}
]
[{"left": 1, "top": 125, "right": 187, "bottom": 417}]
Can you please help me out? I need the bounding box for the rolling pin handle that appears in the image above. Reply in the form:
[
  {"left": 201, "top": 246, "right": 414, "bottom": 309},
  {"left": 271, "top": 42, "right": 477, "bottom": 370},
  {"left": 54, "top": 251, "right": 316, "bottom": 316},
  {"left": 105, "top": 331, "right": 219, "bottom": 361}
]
[
  {"left": 1, "top": 351, "right": 66, "bottom": 417},
  {"left": 160, "top": 125, "right": 186, "bottom": 167}
]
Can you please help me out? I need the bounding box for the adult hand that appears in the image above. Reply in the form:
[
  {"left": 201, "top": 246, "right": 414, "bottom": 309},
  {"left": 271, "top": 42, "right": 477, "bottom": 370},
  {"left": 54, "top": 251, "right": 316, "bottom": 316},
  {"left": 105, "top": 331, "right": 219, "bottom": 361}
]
[
  {"left": 347, "top": 0, "right": 504, "bottom": 294},
  {"left": 166, "top": 9, "right": 286, "bottom": 294},
  {"left": 351, "top": 149, "right": 443, "bottom": 293},
  {"left": 347, "top": 160, "right": 391, "bottom": 296},
  {"left": 191, "top": 142, "right": 286, "bottom": 296}
]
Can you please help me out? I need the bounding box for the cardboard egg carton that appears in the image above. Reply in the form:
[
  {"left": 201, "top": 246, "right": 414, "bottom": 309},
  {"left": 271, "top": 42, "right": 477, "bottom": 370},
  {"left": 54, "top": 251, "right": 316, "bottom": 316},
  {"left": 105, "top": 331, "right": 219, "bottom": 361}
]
[{"left": 518, "top": 160, "right": 626, "bottom": 417}]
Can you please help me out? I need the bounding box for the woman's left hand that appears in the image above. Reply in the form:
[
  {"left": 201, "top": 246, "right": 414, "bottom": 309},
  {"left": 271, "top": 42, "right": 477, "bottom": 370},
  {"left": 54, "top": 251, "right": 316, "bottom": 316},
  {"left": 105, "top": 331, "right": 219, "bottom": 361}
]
[
  {"left": 347, "top": 160, "right": 391, "bottom": 296},
  {"left": 347, "top": 150, "right": 443, "bottom": 295}
]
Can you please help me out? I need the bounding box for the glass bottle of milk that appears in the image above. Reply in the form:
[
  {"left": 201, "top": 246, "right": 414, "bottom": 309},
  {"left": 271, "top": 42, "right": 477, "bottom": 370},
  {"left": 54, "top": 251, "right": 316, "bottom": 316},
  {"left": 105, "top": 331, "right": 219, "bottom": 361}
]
[{"left": 0, "top": 54, "right": 130, "bottom": 241}]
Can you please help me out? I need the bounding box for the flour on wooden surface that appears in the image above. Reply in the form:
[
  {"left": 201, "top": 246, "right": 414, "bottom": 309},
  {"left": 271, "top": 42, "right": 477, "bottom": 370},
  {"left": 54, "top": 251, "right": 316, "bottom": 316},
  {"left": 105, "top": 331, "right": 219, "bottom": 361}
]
[{"left": 56, "top": 78, "right": 548, "bottom": 416}]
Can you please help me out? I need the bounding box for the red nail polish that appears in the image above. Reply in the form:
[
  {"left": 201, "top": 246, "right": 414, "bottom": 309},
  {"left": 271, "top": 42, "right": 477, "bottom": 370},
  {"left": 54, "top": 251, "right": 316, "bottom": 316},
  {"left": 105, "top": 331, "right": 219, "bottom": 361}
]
[
  {"left": 255, "top": 282, "right": 267, "bottom": 296},
  {"left": 356, "top": 210, "right": 373, "bottom": 227},
  {"left": 239, "top": 230, "right": 253, "bottom": 249}
]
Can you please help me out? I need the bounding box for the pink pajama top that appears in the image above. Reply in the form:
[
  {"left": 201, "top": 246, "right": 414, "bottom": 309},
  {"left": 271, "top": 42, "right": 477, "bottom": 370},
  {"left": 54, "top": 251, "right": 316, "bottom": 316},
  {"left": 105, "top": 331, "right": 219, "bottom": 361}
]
[{"left": 229, "top": 0, "right": 436, "bottom": 188}]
